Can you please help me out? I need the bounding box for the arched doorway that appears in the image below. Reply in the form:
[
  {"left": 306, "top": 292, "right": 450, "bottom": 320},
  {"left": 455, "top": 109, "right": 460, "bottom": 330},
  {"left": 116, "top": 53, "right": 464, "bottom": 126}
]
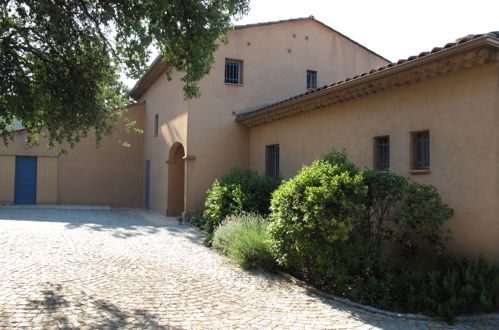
[{"left": 167, "top": 143, "right": 185, "bottom": 216}]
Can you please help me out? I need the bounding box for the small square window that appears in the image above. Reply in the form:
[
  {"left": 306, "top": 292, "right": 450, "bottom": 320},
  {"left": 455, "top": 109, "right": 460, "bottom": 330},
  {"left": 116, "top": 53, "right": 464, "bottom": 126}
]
[
  {"left": 412, "top": 131, "right": 430, "bottom": 170},
  {"left": 374, "top": 136, "right": 390, "bottom": 171},
  {"left": 154, "top": 114, "right": 159, "bottom": 137},
  {"left": 225, "top": 59, "right": 243, "bottom": 84},
  {"left": 265, "top": 144, "right": 280, "bottom": 178},
  {"left": 307, "top": 70, "right": 317, "bottom": 89}
]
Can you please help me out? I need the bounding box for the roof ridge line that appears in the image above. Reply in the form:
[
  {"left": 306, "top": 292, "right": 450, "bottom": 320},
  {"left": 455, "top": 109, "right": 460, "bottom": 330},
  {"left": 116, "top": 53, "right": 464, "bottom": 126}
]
[{"left": 233, "top": 16, "right": 389, "bottom": 63}]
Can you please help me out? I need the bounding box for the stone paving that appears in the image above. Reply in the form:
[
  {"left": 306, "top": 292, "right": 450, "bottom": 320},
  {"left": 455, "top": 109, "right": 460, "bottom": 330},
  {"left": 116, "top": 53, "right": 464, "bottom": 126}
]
[{"left": 0, "top": 207, "right": 497, "bottom": 329}]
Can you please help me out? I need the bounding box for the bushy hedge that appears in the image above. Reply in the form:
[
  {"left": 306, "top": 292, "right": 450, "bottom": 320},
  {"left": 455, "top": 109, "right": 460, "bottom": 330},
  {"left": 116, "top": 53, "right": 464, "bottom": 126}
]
[
  {"left": 203, "top": 169, "right": 280, "bottom": 233},
  {"left": 268, "top": 152, "right": 366, "bottom": 279},
  {"left": 269, "top": 151, "right": 454, "bottom": 274},
  {"left": 268, "top": 151, "right": 499, "bottom": 322},
  {"left": 212, "top": 214, "right": 276, "bottom": 270},
  {"left": 424, "top": 256, "right": 499, "bottom": 322},
  {"left": 359, "top": 169, "right": 453, "bottom": 256},
  {"left": 205, "top": 151, "right": 498, "bottom": 322}
]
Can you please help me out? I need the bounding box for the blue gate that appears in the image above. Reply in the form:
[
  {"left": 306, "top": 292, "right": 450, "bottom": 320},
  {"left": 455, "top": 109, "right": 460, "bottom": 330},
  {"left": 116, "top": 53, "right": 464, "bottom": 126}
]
[
  {"left": 14, "top": 156, "right": 37, "bottom": 204},
  {"left": 144, "top": 160, "right": 151, "bottom": 209}
]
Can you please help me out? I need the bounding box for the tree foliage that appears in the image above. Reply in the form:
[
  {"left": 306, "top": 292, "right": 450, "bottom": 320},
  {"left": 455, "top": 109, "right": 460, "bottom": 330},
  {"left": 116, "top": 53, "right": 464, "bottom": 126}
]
[{"left": 1, "top": 0, "right": 249, "bottom": 146}]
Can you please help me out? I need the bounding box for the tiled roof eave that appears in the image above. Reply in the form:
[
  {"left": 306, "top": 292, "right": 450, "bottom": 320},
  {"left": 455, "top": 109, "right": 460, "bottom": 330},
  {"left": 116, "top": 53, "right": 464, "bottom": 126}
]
[
  {"left": 128, "top": 57, "right": 168, "bottom": 100},
  {"left": 236, "top": 36, "right": 499, "bottom": 128}
]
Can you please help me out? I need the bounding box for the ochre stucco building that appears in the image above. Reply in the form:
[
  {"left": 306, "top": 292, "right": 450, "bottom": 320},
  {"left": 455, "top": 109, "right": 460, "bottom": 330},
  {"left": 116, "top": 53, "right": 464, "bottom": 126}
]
[{"left": 1, "top": 17, "right": 498, "bottom": 259}]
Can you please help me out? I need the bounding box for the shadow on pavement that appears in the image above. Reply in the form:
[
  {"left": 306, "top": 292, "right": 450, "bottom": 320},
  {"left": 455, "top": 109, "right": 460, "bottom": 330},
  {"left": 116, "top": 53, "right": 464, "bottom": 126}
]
[
  {"left": 0, "top": 207, "right": 205, "bottom": 244},
  {"left": 22, "top": 283, "right": 174, "bottom": 329}
]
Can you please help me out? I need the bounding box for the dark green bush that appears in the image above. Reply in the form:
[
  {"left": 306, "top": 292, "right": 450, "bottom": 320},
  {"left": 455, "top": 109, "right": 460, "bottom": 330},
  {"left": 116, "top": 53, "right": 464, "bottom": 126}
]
[
  {"left": 204, "top": 169, "right": 280, "bottom": 233},
  {"left": 187, "top": 211, "right": 208, "bottom": 231},
  {"left": 424, "top": 256, "right": 499, "bottom": 322},
  {"left": 360, "top": 169, "right": 454, "bottom": 256},
  {"left": 212, "top": 214, "right": 276, "bottom": 270}
]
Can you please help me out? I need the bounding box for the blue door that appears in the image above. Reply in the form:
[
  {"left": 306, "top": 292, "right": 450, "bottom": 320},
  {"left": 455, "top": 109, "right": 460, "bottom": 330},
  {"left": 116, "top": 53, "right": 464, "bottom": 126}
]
[
  {"left": 14, "top": 156, "right": 37, "bottom": 204},
  {"left": 144, "top": 160, "right": 151, "bottom": 209}
]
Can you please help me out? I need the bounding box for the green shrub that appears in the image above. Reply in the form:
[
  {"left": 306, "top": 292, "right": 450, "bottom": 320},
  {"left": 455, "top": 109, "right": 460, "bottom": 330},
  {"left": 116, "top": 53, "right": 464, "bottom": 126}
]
[
  {"left": 360, "top": 169, "right": 454, "bottom": 256},
  {"left": 187, "top": 211, "right": 208, "bottom": 231},
  {"left": 316, "top": 235, "right": 398, "bottom": 307},
  {"left": 267, "top": 150, "right": 494, "bottom": 323},
  {"left": 424, "top": 256, "right": 499, "bottom": 322},
  {"left": 204, "top": 169, "right": 280, "bottom": 233},
  {"left": 268, "top": 151, "right": 366, "bottom": 280},
  {"left": 212, "top": 214, "right": 276, "bottom": 270}
]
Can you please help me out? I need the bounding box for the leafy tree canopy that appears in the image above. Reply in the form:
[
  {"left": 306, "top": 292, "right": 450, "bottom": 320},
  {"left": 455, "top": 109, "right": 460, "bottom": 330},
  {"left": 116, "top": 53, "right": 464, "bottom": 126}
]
[{"left": 0, "top": 0, "right": 249, "bottom": 146}]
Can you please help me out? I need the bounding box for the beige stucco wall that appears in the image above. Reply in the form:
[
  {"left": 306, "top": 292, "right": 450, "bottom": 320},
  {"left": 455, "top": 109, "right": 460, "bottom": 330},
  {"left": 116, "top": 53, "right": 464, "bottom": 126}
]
[
  {"left": 183, "top": 19, "right": 389, "bottom": 212},
  {"left": 141, "top": 70, "right": 188, "bottom": 214},
  {"left": 57, "top": 105, "right": 145, "bottom": 207},
  {"left": 36, "top": 156, "right": 58, "bottom": 204},
  {"left": 247, "top": 62, "right": 499, "bottom": 259},
  {"left": 0, "top": 155, "right": 15, "bottom": 203},
  {"left": 140, "top": 19, "right": 388, "bottom": 214},
  {"left": 0, "top": 105, "right": 145, "bottom": 207}
]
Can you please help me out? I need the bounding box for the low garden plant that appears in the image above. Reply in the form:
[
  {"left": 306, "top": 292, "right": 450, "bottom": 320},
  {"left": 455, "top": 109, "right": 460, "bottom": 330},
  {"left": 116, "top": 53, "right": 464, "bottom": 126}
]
[
  {"left": 212, "top": 213, "right": 276, "bottom": 270},
  {"left": 424, "top": 255, "right": 499, "bottom": 322},
  {"left": 187, "top": 211, "right": 208, "bottom": 231}
]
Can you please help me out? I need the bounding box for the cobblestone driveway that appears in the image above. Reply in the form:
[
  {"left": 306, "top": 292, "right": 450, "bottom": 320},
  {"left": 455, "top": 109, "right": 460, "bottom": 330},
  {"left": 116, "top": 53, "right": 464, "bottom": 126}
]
[{"left": 0, "top": 208, "right": 497, "bottom": 329}]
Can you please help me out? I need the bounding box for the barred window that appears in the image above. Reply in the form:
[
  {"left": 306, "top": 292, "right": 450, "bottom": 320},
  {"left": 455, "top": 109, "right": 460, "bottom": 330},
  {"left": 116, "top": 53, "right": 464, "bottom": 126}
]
[
  {"left": 374, "top": 136, "right": 390, "bottom": 170},
  {"left": 154, "top": 114, "right": 159, "bottom": 137},
  {"left": 307, "top": 70, "right": 317, "bottom": 89},
  {"left": 265, "top": 144, "right": 280, "bottom": 178},
  {"left": 412, "top": 131, "right": 430, "bottom": 170},
  {"left": 225, "top": 59, "right": 243, "bottom": 84}
]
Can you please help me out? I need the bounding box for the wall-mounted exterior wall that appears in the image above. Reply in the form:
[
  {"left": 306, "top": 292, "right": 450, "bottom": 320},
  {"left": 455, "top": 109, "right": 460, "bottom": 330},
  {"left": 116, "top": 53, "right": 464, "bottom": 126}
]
[
  {"left": 135, "top": 18, "right": 388, "bottom": 215},
  {"left": 247, "top": 62, "right": 499, "bottom": 259},
  {"left": 36, "top": 156, "right": 58, "bottom": 204},
  {"left": 0, "top": 104, "right": 145, "bottom": 207},
  {"left": 183, "top": 19, "right": 388, "bottom": 212},
  {"left": 0, "top": 155, "right": 15, "bottom": 203},
  {"left": 141, "top": 70, "right": 188, "bottom": 214}
]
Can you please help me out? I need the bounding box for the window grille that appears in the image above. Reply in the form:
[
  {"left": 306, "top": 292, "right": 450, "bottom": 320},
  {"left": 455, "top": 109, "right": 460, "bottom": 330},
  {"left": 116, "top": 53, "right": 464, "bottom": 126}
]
[
  {"left": 413, "top": 131, "right": 430, "bottom": 169},
  {"left": 154, "top": 114, "right": 159, "bottom": 137},
  {"left": 374, "top": 136, "right": 390, "bottom": 170},
  {"left": 225, "top": 60, "right": 242, "bottom": 84},
  {"left": 265, "top": 144, "right": 280, "bottom": 178},
  {"left": 307, "top": 70, "right": 317, "bottom": 89}
]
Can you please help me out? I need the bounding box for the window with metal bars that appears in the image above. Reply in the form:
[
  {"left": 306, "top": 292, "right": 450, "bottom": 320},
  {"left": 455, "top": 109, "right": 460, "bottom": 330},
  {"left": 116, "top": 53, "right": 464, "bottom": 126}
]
[
  {"left": 374, "top": 136, "right": 390, "bottom": 170},
  {"left": 154, "top": 114, "right": 159, "bottom": 137},
  {"left": 412, "top": 131, "right": 430, "bottom": 170},
  {"left": 265, "top": 144, "right": 280, "bottom": 178},
  {"left": 307, "top": 70, "right": 317, "bottom": 89},
  {"left": 225, "top": 59, "right": 243, "bottom": 84}
]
